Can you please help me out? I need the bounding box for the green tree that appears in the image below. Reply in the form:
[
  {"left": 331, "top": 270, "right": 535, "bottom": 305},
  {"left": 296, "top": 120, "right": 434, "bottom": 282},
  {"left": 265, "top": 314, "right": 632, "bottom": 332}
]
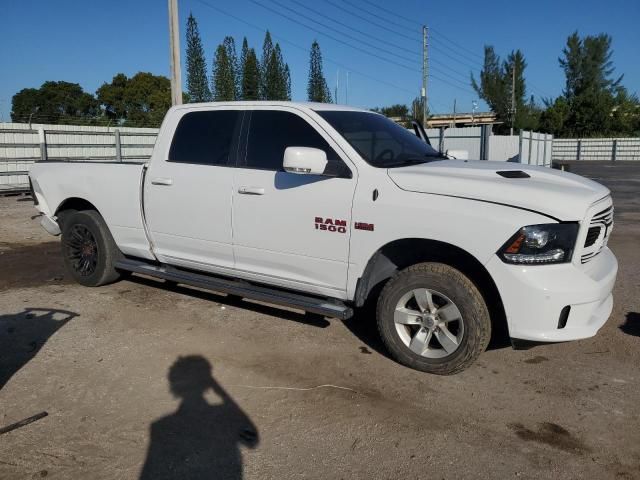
[
  {"left": 240, "top": 37, "right": 249, "bottom": 77},
  {"left": 212, "top": 44, "right": 236, "bottom": 101},
  {"left": 372, "top": 104, "right": 409, "bottom": 118},
  {"left": 185, "top": 13, "right": 211, "bottom": 102},
  {"left": 284, "top": 64, "right": 292, "bottom": 101},
  {"left": 11, "top": 81, "right": 98, "bottom": 123},
  {"left": 557, "top": 32, "right": 622, "bottom": 136},
  {"left": 10, "top": 88, "right": 41, "bottom": 122},
  {"left": 96, "top": 73, "right": 128, "bottom": 120},
  {"left": 96, "top": 72, "right": 172, "bottom": 126},
  {"left": 538, "top": 96, "right": 570, "bottom": 135},
  {"left": 610, "top": 87, "right": 640, "bottom": 136},
  {"left": 241, "top": 48, "right": 260, "bottom": 100},
  {"left": 122, "top": 72, "right": 171, "bottom": 126},
  {"left": 471, "top": 46, "right": 533, "bottom": 133},
  {"left": 307, "top": 40, "right": 332, "bottom": 103},
  {"left": 260, "top": 31, "right": 274, "bottom": 99},
  {"left": 222, "top": 36, "right": 240, "bottom": 99},
  {"left": 266, "top": 44, "right": 289, "bottom": 100}
]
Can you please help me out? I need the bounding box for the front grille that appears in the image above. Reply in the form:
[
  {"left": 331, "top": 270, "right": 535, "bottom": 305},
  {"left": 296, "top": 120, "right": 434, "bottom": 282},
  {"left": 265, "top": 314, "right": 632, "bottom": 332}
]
[
  {"left": 581, "top": 205, "right": 613, "bottom": 264},
  {"left": 584, "top": 226, "right": 601, "bottom": 247}
]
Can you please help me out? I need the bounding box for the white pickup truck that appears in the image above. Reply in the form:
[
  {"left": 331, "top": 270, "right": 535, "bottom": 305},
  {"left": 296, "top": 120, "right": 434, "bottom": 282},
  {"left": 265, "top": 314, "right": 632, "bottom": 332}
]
[{"left": 29, "top": 102, "right": 618, "bottom": 374}]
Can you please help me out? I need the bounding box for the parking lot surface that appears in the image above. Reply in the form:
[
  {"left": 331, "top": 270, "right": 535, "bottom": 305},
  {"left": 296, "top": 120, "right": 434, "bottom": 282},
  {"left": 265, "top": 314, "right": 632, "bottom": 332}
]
[{"left": 1, "top": 162, "right": 639, "bottom": 479}]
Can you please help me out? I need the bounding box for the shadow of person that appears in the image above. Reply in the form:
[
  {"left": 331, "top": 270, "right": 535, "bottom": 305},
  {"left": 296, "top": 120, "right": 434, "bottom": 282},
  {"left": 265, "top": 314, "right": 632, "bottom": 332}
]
[
  {"left": 620, "top": 312, "right": 640, "bottom": 337},
  {"left": 140, "top": 356, "right": 259, "bottom": 480},
  {"left": 0, "top": 308, "right": 77, "bottom": 390}
]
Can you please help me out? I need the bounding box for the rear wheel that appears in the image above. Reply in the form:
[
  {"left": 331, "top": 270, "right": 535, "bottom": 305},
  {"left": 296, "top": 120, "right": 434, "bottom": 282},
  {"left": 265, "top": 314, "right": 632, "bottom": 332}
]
[
  {"left": 376, "top": 262, "right": 490, "bottom": 375},
  {"left": 61, "top": 210, "right": 121, "bottom": 287}
]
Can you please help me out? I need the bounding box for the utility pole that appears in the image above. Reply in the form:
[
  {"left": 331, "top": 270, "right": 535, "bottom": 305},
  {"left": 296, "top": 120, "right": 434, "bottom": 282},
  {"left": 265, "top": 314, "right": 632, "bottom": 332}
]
[
  {"left": 168, "top": 0, "right": 182, "bottom": 106},
  {"left": 452, "top": 98, "right": 457, "bottom": 126},
  {"left": 335, "top": 70, "right": 339, "bottom": 104},
  {"left": 422, "top": 25, "right": 429, "bottom": 126},
  {"left": 345, "top": 71, "right": 349, "bottom": 105},
  {"left": 510, "top": 63, "right": 516, "bottom": 135}
]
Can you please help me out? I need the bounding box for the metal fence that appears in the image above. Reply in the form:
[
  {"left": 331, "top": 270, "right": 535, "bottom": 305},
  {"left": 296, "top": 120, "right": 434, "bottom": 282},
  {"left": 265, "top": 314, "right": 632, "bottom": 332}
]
[
  {"left": 425, "top": 126, "right": 552, "bottom": 166},
  {"left": 487, "top": 135, "right": 520, "bottom": 162},
  {"left": 519, "top": 131, "right": 554, "bottom": 167},
  {"left": 426, "top": 126, "right": 487, "bottom": 160},
  {"left": 0, "top": 122, "right": 158, "bottom": 192},
  {"left": 552, "top": 138, "right": 640, "bottom": 162}
]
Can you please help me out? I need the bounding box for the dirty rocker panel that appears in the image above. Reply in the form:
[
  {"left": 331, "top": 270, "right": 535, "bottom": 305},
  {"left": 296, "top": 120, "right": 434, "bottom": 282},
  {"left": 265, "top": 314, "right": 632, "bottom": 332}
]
[{"left": 115, "top": 258, "right": 353, "bottom": 320}]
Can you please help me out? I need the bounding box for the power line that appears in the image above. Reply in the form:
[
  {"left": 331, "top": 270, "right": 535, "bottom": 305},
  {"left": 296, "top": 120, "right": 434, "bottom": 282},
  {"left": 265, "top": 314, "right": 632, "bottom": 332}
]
[
  {"left": 430, "top": 57, "right": 474, "bottom": 85},
  {"left": 191, "top": 0, "right": 418, "bottom": 96},
  {"left": 287, "top": 0, "right": 421, "bottom": 60},
  {"left": 352, "top": 0, "right": 485, "bottom": 67},
  {"left": 340, "top": 0, "right": 547, "bottom": 102},
  {"left": 318, "top": 0, "right": 481, "bottom": 88},
  {"left": 429, "top": 26, "right": 485, "bottom": 63},
  {"left": 429, "top": 73, "right": 476, "bottom": 96},
  {"left": 353, "top": 0, "right": 421, "bottom": 29},
  {"left": 322, "top": 0, "right": 420, "bottom": 43},
  {"left": 341, "top": 0, "right": 420, "bottom": 34},
  {"left": 265, "top": 0, "right": 420, "bottom": 64},
  {"left": 252, "top": 0, "right": 476, "bottom": 96},
  {"left": 429, "top": 35, "right": 484, "bottom": 70},
  {"left": 250, "top": 0, "right": 418, "bottom": 72}
]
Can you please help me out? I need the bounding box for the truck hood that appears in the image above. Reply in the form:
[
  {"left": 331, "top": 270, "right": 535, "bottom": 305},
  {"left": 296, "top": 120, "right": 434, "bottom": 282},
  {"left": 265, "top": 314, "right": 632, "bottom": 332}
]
[{"left": 387, "top": 160, "right": 610, "bottom": 220}]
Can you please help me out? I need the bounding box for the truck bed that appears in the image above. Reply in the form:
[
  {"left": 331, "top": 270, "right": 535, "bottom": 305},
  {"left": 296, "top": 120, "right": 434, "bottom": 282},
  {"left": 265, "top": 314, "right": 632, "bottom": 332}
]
[{"left": 29, "top": 161, "right": 153, "bottom": 260}]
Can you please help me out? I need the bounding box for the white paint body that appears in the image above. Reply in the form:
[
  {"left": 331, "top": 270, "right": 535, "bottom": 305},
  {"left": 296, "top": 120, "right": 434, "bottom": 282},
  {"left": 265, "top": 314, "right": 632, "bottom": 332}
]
[{"left": 29, "top": 102, "right": 618, "bottom": 342}]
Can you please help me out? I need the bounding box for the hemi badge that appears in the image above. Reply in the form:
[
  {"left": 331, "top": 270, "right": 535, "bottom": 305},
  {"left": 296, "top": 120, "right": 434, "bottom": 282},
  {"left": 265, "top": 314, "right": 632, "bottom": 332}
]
[{"left": 355, "top": 222, "right": 374, "bottom": 231}]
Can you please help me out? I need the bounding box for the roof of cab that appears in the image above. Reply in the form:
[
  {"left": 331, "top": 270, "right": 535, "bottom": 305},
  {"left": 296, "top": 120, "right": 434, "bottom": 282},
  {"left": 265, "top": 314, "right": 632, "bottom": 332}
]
[{"left": 171, "top": 101, "right": 373, "bottom": 114}]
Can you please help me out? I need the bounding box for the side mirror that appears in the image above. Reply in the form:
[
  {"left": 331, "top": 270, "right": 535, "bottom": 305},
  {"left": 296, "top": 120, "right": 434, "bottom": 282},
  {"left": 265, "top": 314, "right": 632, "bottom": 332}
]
[{"left": 283, "top": 147, "right": 328, "bottom": 175}]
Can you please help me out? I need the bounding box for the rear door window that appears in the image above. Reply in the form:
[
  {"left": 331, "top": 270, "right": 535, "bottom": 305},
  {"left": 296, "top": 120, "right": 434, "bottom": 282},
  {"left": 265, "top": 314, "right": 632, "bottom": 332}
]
[{"left": 169, "top": 110, "right": 241, "bottom": 166}]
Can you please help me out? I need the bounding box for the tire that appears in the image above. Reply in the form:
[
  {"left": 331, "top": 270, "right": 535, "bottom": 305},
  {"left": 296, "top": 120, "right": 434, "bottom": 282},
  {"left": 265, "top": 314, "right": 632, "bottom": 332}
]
[
  {"left": 60, "top": 210, "right": 122, "bottom": 287},
  {"left": 376, "top": 262, "right": 490, "bottom": 375}
]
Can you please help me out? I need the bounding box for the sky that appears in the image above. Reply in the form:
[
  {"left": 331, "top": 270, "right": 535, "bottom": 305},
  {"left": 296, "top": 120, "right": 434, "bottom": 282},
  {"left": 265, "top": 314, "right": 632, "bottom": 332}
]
[{"left": 1, "top": 0, "right": 639, "bottom": 121}]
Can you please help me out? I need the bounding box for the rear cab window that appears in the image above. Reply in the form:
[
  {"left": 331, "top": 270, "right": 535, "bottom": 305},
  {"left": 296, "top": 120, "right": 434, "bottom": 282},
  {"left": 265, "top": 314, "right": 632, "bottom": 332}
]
[{"left": 169, "top": 110, "right": 241, "bottom": 166}]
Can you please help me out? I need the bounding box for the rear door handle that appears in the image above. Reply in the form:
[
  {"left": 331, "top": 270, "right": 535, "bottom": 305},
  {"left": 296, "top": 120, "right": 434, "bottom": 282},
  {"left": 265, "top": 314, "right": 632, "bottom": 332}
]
[
  {"left": 238, "top": 186, "right": 265, "bottom": 195},
  {"left": 151, "top": 177, "right": 173, "bottom": 186}
]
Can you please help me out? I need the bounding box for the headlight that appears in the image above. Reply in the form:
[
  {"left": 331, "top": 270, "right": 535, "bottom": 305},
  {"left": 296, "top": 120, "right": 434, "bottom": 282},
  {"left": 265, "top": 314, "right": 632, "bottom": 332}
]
[{"left": 498, "top": 223, "right": 579, "bottom": 265}]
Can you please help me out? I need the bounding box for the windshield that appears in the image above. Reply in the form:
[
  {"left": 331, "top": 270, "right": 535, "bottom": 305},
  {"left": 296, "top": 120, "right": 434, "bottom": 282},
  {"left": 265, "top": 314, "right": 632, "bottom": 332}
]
[{"left": 317, "top": 111, "right": 444, "bottom": 168}]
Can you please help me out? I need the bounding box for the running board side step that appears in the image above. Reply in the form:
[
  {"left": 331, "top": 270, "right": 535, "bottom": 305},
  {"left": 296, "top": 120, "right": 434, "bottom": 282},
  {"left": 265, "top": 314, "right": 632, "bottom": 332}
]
[{"left": 115, "top": 258, "right": 354, "bottom": 320}]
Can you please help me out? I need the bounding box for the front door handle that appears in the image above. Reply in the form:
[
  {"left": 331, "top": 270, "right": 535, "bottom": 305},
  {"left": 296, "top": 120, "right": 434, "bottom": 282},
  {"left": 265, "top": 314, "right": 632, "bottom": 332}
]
[
  {"left": 151, "top": 177, "right": 173, "bottom": 186},
  {"left": 238, "top": 186, "right": 265, "bottom": 195}
]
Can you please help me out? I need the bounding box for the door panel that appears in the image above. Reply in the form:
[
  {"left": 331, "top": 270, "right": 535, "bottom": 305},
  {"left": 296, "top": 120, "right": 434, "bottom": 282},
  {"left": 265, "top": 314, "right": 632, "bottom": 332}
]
[
  {"left": 144, "top": 109, "right": 241, "bottom": 269},
  {"left": 232, "top": 109, "right": 355, "bottom": 294}
]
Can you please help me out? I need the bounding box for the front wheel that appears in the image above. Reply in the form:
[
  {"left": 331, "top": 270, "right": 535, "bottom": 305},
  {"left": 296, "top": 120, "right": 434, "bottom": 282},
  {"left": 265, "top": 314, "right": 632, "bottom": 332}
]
[
  {"left": 61, "top": 210, "right": 122, "bottom": 287},
  {"left": 376, "top": 262, "right": 491, "bottom": 375}
]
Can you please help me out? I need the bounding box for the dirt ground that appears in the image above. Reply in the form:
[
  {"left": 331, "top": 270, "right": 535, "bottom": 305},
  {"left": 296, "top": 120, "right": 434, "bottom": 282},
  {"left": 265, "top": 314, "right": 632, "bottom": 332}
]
[{"left": 1, "top": 162, "right": 639, "bottom": 479}]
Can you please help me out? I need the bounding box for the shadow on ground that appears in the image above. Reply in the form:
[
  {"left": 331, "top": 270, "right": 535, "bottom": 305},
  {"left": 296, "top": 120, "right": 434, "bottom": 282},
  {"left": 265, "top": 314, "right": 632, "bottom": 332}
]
[
  {"left": 139, "top": 355, "right": 258, "bottom": 480},
  {"left": 0, "top": 308, "right": 77, "bottom": 390},
  {"left": 620, "top": 312, "right": 640, "bottom": 337}
]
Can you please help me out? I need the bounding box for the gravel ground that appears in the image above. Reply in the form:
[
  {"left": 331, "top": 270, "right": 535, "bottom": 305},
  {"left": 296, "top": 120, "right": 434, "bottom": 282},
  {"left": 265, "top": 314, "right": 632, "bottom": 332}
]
[{"left": 0, "top": 162, "right": 639, "bottom": 479}]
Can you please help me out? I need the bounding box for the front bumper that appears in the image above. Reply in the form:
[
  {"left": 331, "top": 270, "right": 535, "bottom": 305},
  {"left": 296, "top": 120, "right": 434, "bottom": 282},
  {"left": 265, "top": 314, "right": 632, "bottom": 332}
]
[{"left": 486, "top": 247, "right": 618, "bottom": 342}]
